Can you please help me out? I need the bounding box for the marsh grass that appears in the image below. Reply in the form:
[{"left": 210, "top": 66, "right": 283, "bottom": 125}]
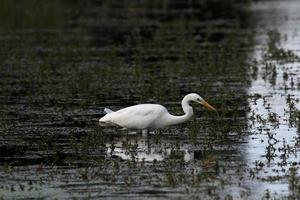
[
  {"left": 0, "top": 0, "right": 259, "bottom": 199},
  {"left": 288, "top": 167, "right": 300, "bottom": 199},
  {"left": 264, "top": 30, "right": 299, "bottom": 63}
]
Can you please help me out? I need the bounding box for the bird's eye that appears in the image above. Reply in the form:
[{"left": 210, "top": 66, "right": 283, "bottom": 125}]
[{"left": 197, "top": 98, "right": 200, "bottom": 101}]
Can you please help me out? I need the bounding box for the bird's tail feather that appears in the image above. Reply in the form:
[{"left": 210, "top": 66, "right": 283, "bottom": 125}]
[{"left": 104, "top": 108, "right": 114, "bottom": 114}]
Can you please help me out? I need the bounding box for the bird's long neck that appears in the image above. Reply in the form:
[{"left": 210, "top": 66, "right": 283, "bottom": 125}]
[{"left": 165, "top": 96, "right": 193, "bottom": 126}]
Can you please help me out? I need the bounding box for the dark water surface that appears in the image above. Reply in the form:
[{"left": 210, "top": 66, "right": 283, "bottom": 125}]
[{"left": 1, "top": 0, "right": 300, "bottom": 199}]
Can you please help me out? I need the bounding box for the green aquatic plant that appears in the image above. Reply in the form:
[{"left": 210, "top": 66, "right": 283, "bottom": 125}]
[
  {"left": 286, "top": 97, "right": 300, "bottom": 128},
  {"left": 165, "top": 171, "right": 177, "bottom": 187},
  {"left": 187, "top": 117, "right": 201, "bottom": 142},
  {"left": 264, "top": 30, "right": 299, "bottom": 63},
  {"left": 288, "top": 167, "right": 300, "bottom": 199}
]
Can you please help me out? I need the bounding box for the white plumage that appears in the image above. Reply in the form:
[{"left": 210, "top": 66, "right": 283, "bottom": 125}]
[{"left": 99, "top": 93, "right": 216, "bottom": 131}]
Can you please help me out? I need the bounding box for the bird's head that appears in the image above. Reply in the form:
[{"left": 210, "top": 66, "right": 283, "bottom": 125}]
[{"left": 187, "top": 93, "right": 216, "bottom": 111}]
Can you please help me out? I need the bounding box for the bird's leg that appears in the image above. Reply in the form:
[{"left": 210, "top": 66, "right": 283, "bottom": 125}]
[{"left": 146, "top": 135, "right": 150, "bottom": 154}]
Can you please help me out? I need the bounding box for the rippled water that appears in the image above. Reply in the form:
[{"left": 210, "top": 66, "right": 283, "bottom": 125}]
[{"left": 1, "top": 0, "right": 300, "bottom": 199}]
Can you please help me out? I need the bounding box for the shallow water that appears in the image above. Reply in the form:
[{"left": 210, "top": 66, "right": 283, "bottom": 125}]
[
  {"left": 246, "top": 1, "right": 300, "bottom": 197},
  {"left": 0, "top": 0, "right": 300, "bottom": 199}
]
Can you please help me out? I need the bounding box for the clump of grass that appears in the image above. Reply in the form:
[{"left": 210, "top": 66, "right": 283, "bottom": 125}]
[
  {"left": 264, "top": 30, "right": 299, "bottom": 63},
  {"left": 262, "top": 62, "right": 277, "bottom": 86},
  {"left": 165, "top": 171, "right": 177, "bottom": 187},
  {"left": 286, "top": 96, "right": 300, "bottom": 128},
  {"left": 187, "top": 117, "right": 201, "bottom": 142},
  {"left": 288, "top": 167, "right": 300, "bottom": 199},
  {"left": 265, "top": 138, "right": 276, "bottom": 163}
]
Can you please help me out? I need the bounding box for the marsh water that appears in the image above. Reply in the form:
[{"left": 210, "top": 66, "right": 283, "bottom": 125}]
[{"left": 1, "top": 0, "right": 300, "bottom": 199}]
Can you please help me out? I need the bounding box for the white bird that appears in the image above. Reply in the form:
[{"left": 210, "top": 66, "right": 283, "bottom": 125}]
[{"left": 99, "top": 93, "right": 216, "bottom": 131}]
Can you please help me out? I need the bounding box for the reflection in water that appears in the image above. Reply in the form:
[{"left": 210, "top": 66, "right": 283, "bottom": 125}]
[{"left": 106, "top": 135, "right": 199, "bottom": 162}]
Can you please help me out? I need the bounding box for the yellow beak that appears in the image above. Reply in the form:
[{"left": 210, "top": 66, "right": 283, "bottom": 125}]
[{"left": 200, "top": 100, "right": 217, "bottom": 111}]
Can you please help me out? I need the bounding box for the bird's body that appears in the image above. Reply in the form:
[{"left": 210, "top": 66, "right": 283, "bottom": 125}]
[
  {"left": 100, "top": 104, "right": 169, "bottom": 130},
  {"left": 99, "top": 93, "right": 216, "bottom": 131},
  {"left": 100, "top": 104, "right": 192, "bottom": 130}
]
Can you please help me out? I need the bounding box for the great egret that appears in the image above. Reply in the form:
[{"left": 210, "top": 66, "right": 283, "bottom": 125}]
[{"left": 99, "top": 93, "right": 216, "bottom": 131}]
